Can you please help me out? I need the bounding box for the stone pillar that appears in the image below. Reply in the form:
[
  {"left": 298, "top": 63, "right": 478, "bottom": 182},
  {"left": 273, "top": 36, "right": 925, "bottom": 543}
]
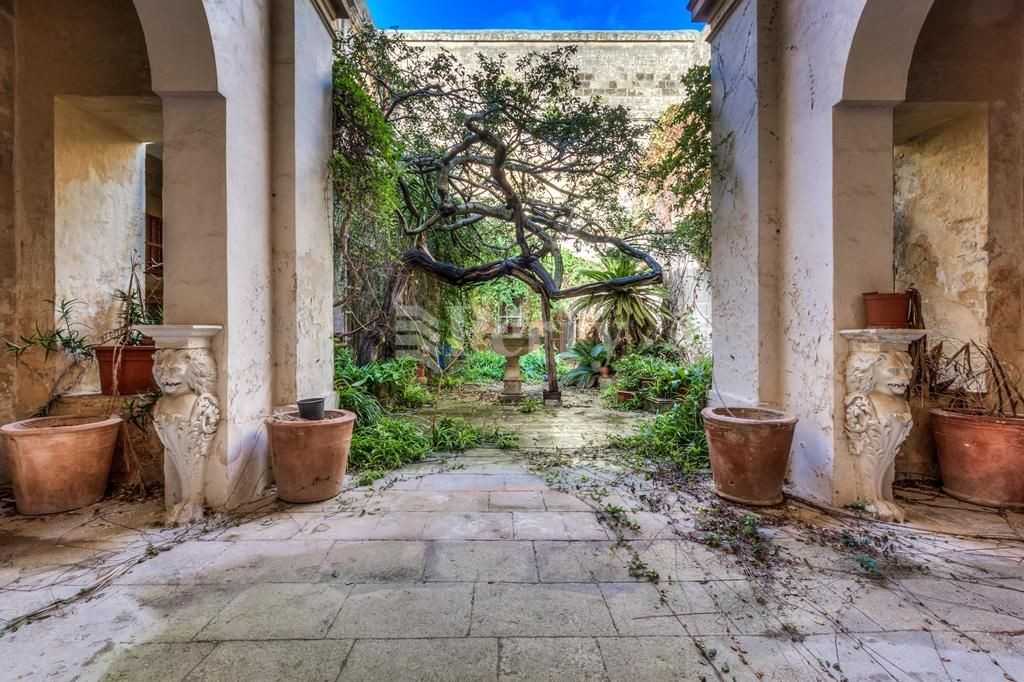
[
  {"left": 840, "top": 329, "right": 926, "bottom": 522},
  {"left": 707, "top": 0, "right": 781, "bottom": 408},
  {"left": 270, "top": 0, "right": 335, "bottom": 409}
]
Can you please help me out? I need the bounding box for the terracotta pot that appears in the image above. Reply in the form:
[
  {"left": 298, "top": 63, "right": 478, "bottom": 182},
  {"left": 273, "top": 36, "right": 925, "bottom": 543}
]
[
  {"left": 0, "top": 415, "right": 121, "bottom": 514},
  {"left": 931, "top": 408, "right": 1024, "bottom": 509},
  {"left": 268, "top": 409, "right": 356, "bottom": 503},
  {"left": 862, "top": 292, "right": 911, "bottom": 329},
  {"left": 702, "top": 406, "right": 797, "bottom": 506},
  {"left": 599, "top": 366, "right": 611, "bottom": 378},
  {"left": 645, "top": 396, "right": 676, "bottom": 413},
  {"left": 95, "top": 345, "right": 157, "bottom": 395}
]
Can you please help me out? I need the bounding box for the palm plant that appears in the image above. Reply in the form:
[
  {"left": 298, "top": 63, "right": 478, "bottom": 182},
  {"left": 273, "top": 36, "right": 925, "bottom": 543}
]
[
  {"left": 558, "top": 340, "right": 608, "bottom": 388},
  {"left": 573, "top": 254, "right": 665, "bottom": 355}
]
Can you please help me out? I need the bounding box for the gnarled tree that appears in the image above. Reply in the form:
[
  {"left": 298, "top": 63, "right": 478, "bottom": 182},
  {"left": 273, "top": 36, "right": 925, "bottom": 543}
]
[{"left": 337, "top": 29, "right": 664, "bottom": 397}]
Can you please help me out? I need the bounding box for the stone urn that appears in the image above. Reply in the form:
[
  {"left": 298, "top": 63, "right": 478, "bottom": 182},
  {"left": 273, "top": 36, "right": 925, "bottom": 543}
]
[
  {"left": 268, "top": 409, "right": 356, "bottom": 503},
  {"left": 497, "top": 334, "right": 532, "bottom": 404},
  {"left": 0, "top": 415, "right": 122, "bottom": 514}
]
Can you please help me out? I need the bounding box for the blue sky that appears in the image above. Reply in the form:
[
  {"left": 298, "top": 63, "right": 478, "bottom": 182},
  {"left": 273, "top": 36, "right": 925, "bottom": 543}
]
[{"left": 366, "top": 0, "right": 702, "bottom": 31}]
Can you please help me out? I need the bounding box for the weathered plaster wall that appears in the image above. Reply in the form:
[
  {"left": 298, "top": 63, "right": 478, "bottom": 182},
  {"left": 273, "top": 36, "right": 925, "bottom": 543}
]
[
  {"left": 706, "top": 0, "right": 781, "bottom": 410},
  {"left": 904, "top": 0, "right": 1024, "bottom": 373},
  {"left": 894, "top": 112, "right": 989, "bottom": 346},
  {"left": 54, "top": 98, "right": 148, "bottom": 394},
  {"left": 773, "top": 0, "right": 869, "bottom": 504},
  {"left": 0, "top": 0, "right": 15, "bottom": 435},
  {"left": 271, "top": 0, "right": 335, "bottom": 409}
]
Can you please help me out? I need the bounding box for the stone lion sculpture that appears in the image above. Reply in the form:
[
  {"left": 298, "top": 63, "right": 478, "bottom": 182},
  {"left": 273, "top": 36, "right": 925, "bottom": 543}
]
[
  {"left": 843, "top": 348, "right": 913, "bottom": 522},
  {"left": 152, "top": 348, "right": 220, "bottom": 526}
]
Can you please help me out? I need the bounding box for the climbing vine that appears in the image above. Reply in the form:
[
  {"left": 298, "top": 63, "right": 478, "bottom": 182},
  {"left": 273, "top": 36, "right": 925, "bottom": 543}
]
[{"left": 645, "top": 65, "right": 713, "bottom": 272}]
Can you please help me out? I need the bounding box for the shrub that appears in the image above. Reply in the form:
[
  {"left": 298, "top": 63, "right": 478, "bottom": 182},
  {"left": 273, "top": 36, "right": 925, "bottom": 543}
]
[
  {"left": 336, "top": 384, "right": 384, "bottom": 426},
  {"left": 449, "top": 350, "right": 506, "bottom": 384},
  {"left": 349, "top": 417, "right": 431, "bottom": 473},
  {"left": 612, "top": 357, "right": 713, "bottom": 471},
  {"left": 521, "top": 348, "right": 569, "bottom": 383},
  {"left": 430, "top": 417, "right": 518, "bottom": 452},
  {"left": 397, "top": 382, "right": 434, "bottom": 408}
]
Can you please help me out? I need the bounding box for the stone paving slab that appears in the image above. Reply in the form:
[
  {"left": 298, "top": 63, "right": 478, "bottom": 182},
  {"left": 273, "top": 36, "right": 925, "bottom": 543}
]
[
  {"left": 328, "top": 583, "right": 474, "bottom": 638},
  {"left": 4, "top": 389, "right": 1024, "bottom": 679}
]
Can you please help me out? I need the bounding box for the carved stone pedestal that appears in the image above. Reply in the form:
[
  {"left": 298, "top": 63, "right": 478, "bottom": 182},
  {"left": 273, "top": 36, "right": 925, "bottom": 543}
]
[
  {"left": 497, "top": 335, "right": 531, "bottom": 404},
  {"left": 840, "top": 329, "right": 927, "bottom": 523},
  {"left": 137, "top": 325, "right": 222, "bottom": 526}
]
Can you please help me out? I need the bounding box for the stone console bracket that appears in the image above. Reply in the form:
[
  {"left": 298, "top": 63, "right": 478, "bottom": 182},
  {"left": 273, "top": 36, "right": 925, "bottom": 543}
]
[
  {"left": 136, "top": 325, "right": 222, "bottom": 526},
  {"left": 840, "top": 328, "right": 928, "bottom": 523}
]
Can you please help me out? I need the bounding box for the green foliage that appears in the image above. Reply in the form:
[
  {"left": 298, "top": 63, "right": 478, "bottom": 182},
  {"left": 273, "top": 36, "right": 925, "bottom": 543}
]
[
  {"left": 430, "top": 417, "right": 517, "bottom": 451},
  {"left": 449, "top": 350, "right": 507, "bottom": 384},
  {"left": 612, "top": 357, "right": 713, "bottom": 471},
  {"left": 645, "top": 65, "right": 713, "bottom": 271},
  {"left": 335, "top": 385, "right": 384, "bottom": 426},
  {"left": 3, "top": 298, "right": 94, "bottom": 361},
  {"left": 557, "top": 340, "right": 608, "bottom": 388},
  {"left": 349, "top": 417, "right": 431, "bottom": 473},
  {"left": 521, "top": 348, "right": 568, "bottom": 383},
  {"left": 398, "top": 382, "right": 434, "bottom": 408},
  {"left": 518, "top": 396, "right": 543, "bottom": 414},
  {"left": 572, "top": 254, "right": 665, "bottom": 353}
]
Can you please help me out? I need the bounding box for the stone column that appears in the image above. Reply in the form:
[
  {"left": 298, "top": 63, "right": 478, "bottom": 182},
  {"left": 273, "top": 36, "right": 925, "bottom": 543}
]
[
  {"left": 840, "top": 329, "right": 927, "bottom": 522},
  {"left": 270, "top": 0, "right": 335, "bottom": 409}
]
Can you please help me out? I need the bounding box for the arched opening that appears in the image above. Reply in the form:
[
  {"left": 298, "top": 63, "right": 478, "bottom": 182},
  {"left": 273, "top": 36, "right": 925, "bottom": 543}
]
[
  {"left": 7, "top": 1, "right": 163, "bottom": 403},
  {"left": 834, "top": 0, "right": 1024, "bottom": 491}
]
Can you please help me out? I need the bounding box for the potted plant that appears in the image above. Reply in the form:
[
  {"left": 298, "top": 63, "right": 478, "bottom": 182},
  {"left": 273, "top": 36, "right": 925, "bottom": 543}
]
[
  {"left": 1, "top": 299, "right": 124, "bottom": 514},
  {"left": 927, "top": 341, "right": 1024, "bottom": 509},
  {"left": 267, "top": 407, "right": 357, "bottom": 503},
  {"left": 95, "top": 257, "right": 161, "bottom": 396},
  {"left": 702, "top": 406, "right": 798, "bottom": 505},
  {"left": 862, "top": 265, "right": 913, "bottom": 329}
]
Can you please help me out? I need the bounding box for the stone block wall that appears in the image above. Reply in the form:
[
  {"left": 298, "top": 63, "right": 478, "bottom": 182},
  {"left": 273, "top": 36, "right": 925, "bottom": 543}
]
[{"left": 400, "top": 30, "right": 709, "bottom": 123}]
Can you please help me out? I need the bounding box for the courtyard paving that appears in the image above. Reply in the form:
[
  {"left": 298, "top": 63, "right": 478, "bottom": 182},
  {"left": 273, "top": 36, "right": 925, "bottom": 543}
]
[{"left": 2, "top": 389, "right": 1023, "bottom": 680}]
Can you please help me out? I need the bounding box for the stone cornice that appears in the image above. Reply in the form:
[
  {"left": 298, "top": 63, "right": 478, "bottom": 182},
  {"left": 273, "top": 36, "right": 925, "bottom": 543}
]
[
  {"left": 688, "top": 0, "right": 740, "bottom": 38},
  {"left": 312, "top": 0, "right": 372, "bottom": 34},
  {"left": 395, "top": 29, "right": 703, "bottom": 44}
]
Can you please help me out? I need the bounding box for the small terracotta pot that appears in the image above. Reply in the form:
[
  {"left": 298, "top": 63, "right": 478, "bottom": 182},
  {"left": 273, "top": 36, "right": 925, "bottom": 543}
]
[
  {"left": 0, "top": 415, "right": 121, "bottom": 514},
  {"left": 931, "top": 408, "right": 1024, "bottom": 509},
  {"left": 95, "top": 345, "right": 157, "bottom": 395},
  {"left": 268, "top": 409, "right": 356, "bottom": 503},
  {"left": 703, "top": 407, "right": 797, "bottom": 506},
  {"left": 599, "top": 366, "right": 611, "bottom": 378},
  {"left": 862, "top": 292, "right": 911, "bottom": 329},
  {"left": 645, "top": 396, "right": 676, "bottom": 413}
]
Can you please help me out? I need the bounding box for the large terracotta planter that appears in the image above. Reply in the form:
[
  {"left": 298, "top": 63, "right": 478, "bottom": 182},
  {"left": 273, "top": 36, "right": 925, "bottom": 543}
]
[
  {"left": 0, "top": 415, "right": 121, "bottom": 514},
  {"left": 95, "top": 345, "right": 157, "bottom": 395},
  {"left": 268, "top": 409, "right": 356, "bottom": 503},
  {"left": 702, "top": 407, "right": 797, "bottom": 506},
  {"left": 931, "top": 408, "right": 1024, "bottom": 509},
  {"left": 862, "top": 292, "right": 911, "bottom": 329}
]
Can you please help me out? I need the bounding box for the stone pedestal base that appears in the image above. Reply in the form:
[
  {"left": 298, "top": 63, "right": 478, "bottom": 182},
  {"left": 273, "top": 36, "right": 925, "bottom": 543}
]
[{"left": 499, "top": 379, "right": 524, "bottom": 404}]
